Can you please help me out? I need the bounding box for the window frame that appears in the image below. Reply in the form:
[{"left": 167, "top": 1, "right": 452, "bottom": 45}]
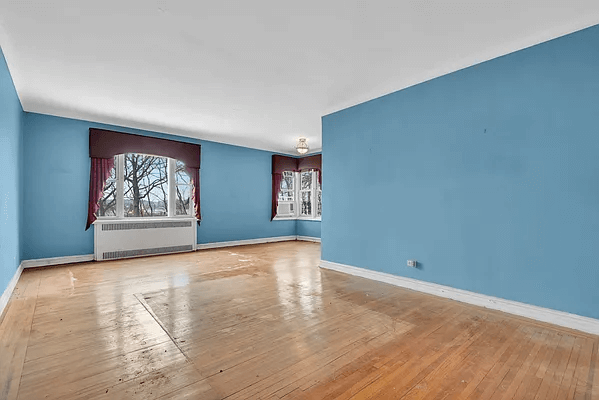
[
  {"left": 95, "top": 153, "right": 195, "bottom": 222},
  {"left": 274, "top": 170, "right": 321, "bottom": 221},
  {"left": 276, "top": 171, "right": 296, "bottom": 219},
  {"left": 173, "top": 159, "right": 194, "bottom": 217}
]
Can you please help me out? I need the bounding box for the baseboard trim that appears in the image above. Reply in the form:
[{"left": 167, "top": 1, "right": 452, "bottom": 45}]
[
  {"left": 196, "top": 236, "right": 297, "bottom": 250},
  {"left": 320, "top": 260, "right": 599, "bottom": 336},
  {"left": 0, "top": 262, "right": 24, "bottom": 320},
  {"left": 21, "top": 254, "right": 95, "bottom": 269},
  {"left": 296, "top": 236, "right": 321, "bottom": 243}
]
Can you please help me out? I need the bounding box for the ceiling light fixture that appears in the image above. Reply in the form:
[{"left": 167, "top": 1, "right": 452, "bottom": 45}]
[{"left": 295, "top": 138, "right": 309, "bottom": 154}]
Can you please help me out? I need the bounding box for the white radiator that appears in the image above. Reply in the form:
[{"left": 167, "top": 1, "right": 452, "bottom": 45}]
[{"left": 94, "top": 218, "right": 197, "bottom": 261}]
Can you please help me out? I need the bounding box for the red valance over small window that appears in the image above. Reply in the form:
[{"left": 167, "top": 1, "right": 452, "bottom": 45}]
[
  {"left": 86, "top": 129, "right": 201, "bottom": 230},
  {"left": 271, "top": 154, "right": 321, "bottom": 220},
  {"left": 272, "top": 155, "right": 299, "bottom": 174},
  {"left": 298, "top": 154, "right": 322, "bottom": 184}
]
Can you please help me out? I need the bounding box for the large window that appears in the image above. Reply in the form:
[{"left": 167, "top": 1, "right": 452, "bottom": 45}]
[
  {"left": 123, "top": 154, "right": 168, "bottom": 217},
  {"left": 98, "top": 153, "right": 193, "bottom": 219},
  {"left": 275, "top": 170, "right": 321, "bottom": 220}
]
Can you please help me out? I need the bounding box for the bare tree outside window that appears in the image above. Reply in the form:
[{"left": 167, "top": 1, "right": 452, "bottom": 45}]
[
  {"left": 98, "top": 160, "right": 117, "bottom": 217},
  {"left": 97, "top": 154, "right": 194, "bottom": 218},
  {"left": 300, "top": 171, "right": 312, "bottom": 216},
  {"left": 123, "top": 153, "right": 168, "bottom": 217},
  {"left": 278, "top": 171, "right": 294, "bottom": 202},
  {"left": 317, "top": 172, "right": 322, "bottom": 217}
]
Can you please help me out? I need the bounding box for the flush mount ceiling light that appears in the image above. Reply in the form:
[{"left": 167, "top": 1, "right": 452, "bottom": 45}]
[{"left": 295, "top": 138, "right": 309, "bottom": 154}]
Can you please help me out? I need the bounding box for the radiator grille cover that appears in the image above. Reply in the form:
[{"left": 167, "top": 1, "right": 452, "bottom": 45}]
[
  {"left": 102, "top": 221, "right": 193, "bottom": 231},
  {"left": 103, "top": 245, "right": 194, "bottom": 260}
]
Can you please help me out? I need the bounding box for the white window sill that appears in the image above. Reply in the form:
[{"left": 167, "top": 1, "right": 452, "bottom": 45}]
[
  {"left": 273, "top": 216, "right": 321, "bottom": 222},
  {"left": 272, "top": 216, "right": 296, "bottom": 221},
  {"left": 94, "top": 216, "right": 197, "bottom": 224}
]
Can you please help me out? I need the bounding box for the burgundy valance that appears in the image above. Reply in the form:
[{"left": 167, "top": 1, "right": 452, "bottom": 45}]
[
  {"left": 86, "top": 129, "right": 201, "bottom": 230},
  {"left": 89, "top": 128, "right": 200, "bottom": 169},
  {"left": 271, "top": 153, "right": 321, "bottom": 220},
  {"left": 297, "top": 154, "right": 321, "bottom": 172},
  {"left": 272, "top": 155, "right": 299, "bottom": 174}
]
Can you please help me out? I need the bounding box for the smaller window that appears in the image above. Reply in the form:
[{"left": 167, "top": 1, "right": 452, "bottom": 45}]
[
  {"left": 300, "top": 171, "right": 313, "bottom": 216},
  {"left": 273, "top": 169, "right": 321, "bottom": 220},
  {"left": 316, "top": 173, "right": 322, "bottom": 217},
  {"left": 278, "top": 171, "right": 295, "bottom": 202}
]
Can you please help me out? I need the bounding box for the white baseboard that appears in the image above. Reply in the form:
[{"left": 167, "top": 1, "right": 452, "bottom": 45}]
[
  {"left": 196, "top": 236, "right": 297, "bottom": 250},
  {"left": 0, "top": 262, "right": 24, "bottom": 320},
  {"left": 297, "top": 236, "right": 321, "bottom": 243},
  {"left": 21, "top": 254, "right": 94, "bottom": 269},
  {"left": 320, "top": 260, "right": 599, "bottom": 336}
]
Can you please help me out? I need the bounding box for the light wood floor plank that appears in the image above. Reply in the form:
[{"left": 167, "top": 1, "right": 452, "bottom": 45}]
[
  {"left": 0, "top": 273, "right": 40, "bottom": 400},
  {"left": 0, "top": 241, "right": 596, "bottom": 399}
]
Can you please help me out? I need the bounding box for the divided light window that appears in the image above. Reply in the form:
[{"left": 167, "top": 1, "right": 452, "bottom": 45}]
[
  {"left": 124, "top": 154, "right": 168, "bottom": 217},
  {"left": 300, "top": 171, "right": 312, "bottom": 217},
  {"left": 276, "top": 170, "right": 321, "bottom": 220},
  {"left": 98, "top": 153, "right": 193, "bottom": 219},
  {"left": 279, "top": 171, "right": 294, "bottom": 202}
]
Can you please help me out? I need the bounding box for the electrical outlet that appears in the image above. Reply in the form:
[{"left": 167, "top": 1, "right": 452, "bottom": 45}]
[{"left": 407, "top": 260, "right": 417, "bottom": 268}]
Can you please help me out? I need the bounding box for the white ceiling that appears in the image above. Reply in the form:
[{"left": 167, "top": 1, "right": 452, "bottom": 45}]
[{"left": 1, "top": 1, "right": 598, "bottom": 154}]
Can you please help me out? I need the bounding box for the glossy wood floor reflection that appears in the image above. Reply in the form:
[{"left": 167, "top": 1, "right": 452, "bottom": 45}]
[{"left": 1, "top": 242, "right": 598, "bottom": 399}]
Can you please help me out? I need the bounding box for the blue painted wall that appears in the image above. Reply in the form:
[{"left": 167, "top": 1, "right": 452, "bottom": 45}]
[
  {"left": 22, "top": 112, "right": 295, "bottom": 259},
  {"left": 321, "top": 25, "right": 599, "bottom": 319},
  {"left": 0, "top": 47, "right": 23, "bottom": 295},
  {"left": 197, "top": 140, "right": 296, "bottom": 244},
  {"left": 297, "top": 220, "right": 321, "bottom": 239}
]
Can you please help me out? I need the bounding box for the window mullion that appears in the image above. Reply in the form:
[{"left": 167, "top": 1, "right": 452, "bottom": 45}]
[
  {"left": 295, "top": 172, "right": 299, "bottom": 218},
  {"left": 168, "top": 158, "right": 176, "bottom": 217},
  {"left": 116, "top": 154, "right": 124, "bottom": 218}
]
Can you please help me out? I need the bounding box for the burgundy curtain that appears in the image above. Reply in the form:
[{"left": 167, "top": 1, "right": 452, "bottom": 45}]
[
  {"left": 298, "top": 154, "right": 322, "bottom": 184},
  {"left": 186, "top": 166, "right": 201, "bottom": 221},
  {"left": 271, "top": 155, "right": 299, "bottom": 220},
  {"left": 86, "top": 128, "right": 201, "bottom": 229},
  {"left": 271, "top": 173, "right": 283, "bottom": 221},
  {"left": 86, "top": 157, "right": 115, "bottom": 230}
]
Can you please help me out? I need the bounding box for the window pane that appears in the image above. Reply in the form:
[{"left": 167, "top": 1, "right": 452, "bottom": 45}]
[
  {"left": 317, "top": 191, "right": 322, "bottom": 217},
  {"left": 301, "top": 171, "right": 312, "bottom": 190},
  {"left": 317, "top": 172, "right": 321, "bottom": 191},
  {"left": 278, "top": 191, "right": 294, "bottom": 202},
  {"left": 175, "top": 160, "right": 191, "bottom": 185},
  {"left": 124, "top": 153, "right": 168, "bottom": 217},
  {"left": 301, "top": 191, "right": 312, "bottom": 216},
  {"left": 97, "top": 157, "right": 117, "bottom": 217},
  {"left": 98, "top": 179, "right": 117, "bottom": 217},
  {"left": 176, "top": 184, "right": 192, "bottom": 216},
  {"left": 281, "top": 171, "right": 294, "bottom": 191}
]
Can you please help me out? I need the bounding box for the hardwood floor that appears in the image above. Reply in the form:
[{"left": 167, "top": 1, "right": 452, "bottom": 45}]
[{"left": 1, "top": 241, "right": 597, "bottom": 399}]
